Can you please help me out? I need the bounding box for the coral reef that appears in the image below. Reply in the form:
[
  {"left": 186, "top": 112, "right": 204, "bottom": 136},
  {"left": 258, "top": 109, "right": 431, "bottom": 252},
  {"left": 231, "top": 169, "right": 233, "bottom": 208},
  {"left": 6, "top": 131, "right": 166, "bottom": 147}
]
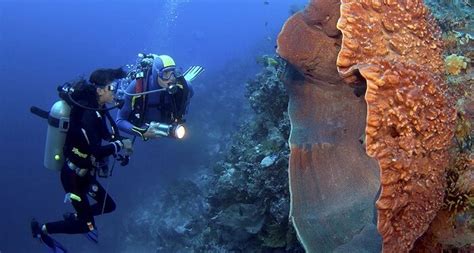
[
  {"left": 426, "top": 0, "right": 472, "bottom": 33},
  {"left": 123, "top": 180, "right": 210, "bottom": 252},
  {"left": 277, "top": 0, "right": 467, "bottom": 252},
  {"left": 445, "top": 54, "right": 469, "bottom": 75},
  {"left": 412, "top": 122, "right": 473, "bottom": 252},
  {"left": 201, "top": 56, "right": 302, "bottom": 252},
  {"left": 277, "top": 0, "right": 382, "bottom": 252},
  {"left": 411, "top": 1, "right": 473, "bottom": 252},
  {"left": 445, "top": 152, "right": 472, "bottom": 215},
  {"left": 122, "top": 56, "right": 303, "bottom": 252},
  {"left": 337, "top": 0, "right": 457, "bottom": 252}
]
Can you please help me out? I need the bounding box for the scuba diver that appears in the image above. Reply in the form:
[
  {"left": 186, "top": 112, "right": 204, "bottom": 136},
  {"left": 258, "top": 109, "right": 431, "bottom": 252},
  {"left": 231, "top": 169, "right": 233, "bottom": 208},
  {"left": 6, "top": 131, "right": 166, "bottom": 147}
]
[
  {"left": 30, "top": 68, "right": 133, "bottom": 253},
  {"left": 116, "top": 54, "right": 204, "bottom": 140}
]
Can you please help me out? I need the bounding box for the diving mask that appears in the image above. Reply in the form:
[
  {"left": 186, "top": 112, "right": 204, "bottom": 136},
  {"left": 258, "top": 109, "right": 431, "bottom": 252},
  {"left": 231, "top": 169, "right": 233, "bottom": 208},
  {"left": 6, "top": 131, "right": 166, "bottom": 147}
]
[
  {"left": 107, "top": 81, "right": 118, "bottom": 93},
  {"left": 159, "top": 67, "right": 176, "bottom": 81},
  {"left": 159, "top": 67, "right": 183, "bottom": 81}
]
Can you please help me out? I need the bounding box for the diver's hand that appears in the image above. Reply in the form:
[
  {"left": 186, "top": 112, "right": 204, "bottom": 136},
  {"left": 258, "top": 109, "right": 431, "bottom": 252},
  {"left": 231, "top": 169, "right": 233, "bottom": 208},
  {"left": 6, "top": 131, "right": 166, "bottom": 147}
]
[
  {"left": 121, "top": 139, "right": 134, "bottom": 155},
  {"left": 143, "top": 127, "right": 160, "bottom": 139},
  {"left": 148, "top": 121, "right": 171, "bottom": 138},
  {"left": 183, "top": 66, "right": 205, "bottom": 82}
]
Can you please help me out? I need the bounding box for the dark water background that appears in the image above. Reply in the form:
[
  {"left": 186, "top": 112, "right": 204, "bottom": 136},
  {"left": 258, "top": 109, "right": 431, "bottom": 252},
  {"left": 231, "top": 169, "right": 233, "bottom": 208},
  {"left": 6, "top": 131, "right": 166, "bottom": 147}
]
[{"left": 0, "top": 0, "right": 304, "bottom": 252}]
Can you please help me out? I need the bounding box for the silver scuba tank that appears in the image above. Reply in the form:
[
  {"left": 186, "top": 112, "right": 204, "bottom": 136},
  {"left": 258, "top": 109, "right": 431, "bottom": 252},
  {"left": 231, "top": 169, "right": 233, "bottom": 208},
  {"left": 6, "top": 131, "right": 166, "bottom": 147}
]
[{"left": 44, "top": 100, "right": 71, "bottom": 171}]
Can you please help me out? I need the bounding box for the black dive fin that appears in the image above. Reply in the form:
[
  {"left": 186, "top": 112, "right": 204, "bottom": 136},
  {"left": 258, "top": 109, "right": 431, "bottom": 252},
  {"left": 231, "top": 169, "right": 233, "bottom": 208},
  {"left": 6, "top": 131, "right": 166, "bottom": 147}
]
[{"left": 30, "top": 106, "right": 49, "bottom": 120}]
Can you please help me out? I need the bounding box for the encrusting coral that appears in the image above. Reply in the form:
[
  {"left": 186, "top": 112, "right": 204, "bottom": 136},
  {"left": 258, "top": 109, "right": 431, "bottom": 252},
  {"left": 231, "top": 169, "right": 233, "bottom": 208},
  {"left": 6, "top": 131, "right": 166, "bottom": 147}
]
[
  {"left": 337, "top": 0, "right": 456, "bottom": 251},
  {"left": 445, "top": 54, "right": 468, "bottom": 75}
]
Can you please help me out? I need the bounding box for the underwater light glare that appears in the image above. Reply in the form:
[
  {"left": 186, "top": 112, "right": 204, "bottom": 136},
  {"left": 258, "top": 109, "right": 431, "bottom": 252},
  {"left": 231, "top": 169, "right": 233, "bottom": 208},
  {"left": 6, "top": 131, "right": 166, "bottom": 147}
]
[{"left": 174, "top": 124, "right": 186, "bottom": 139}]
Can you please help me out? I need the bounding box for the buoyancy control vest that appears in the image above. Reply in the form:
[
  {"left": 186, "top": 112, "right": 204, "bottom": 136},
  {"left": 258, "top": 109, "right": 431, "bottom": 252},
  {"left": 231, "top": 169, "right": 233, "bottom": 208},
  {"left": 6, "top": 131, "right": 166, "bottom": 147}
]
[
  {"left": 128, "top": 74, "right": 191, "bottom": 126},
  {"left": 31, "top": 81, "right": 124, "bottom": 171}
]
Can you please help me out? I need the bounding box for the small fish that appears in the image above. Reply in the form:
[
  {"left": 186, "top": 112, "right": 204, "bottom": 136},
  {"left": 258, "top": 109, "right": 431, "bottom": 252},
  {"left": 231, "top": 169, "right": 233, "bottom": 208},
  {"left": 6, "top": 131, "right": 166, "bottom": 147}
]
[
  {"left": 264, "top": 21, "right": 268, "bottom": 27},
  {"left": 264, "top": 0, "right": 269, "bottom": 5}
]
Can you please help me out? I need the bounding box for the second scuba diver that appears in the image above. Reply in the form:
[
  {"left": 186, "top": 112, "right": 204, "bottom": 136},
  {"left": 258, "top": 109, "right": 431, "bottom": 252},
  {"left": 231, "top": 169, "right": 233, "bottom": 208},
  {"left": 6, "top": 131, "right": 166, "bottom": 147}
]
[
  {"left": 116, "top": 54, "right": 203, "bottom": 140},
  {"left": 31, "top": 68, "right": 133, "bottom": 252}
]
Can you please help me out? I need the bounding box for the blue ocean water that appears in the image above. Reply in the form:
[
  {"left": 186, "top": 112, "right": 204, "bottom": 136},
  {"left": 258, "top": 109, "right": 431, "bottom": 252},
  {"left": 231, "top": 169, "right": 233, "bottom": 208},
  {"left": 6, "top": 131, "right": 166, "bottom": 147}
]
[{"left": 0, "top": 0, "right": 305, "bottom": 252}]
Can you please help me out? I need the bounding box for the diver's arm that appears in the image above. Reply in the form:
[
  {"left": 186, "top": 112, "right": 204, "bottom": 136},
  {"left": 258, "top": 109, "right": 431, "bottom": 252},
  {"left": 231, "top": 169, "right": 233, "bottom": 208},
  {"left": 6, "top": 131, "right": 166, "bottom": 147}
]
[
  {"left": 187, "top": 82, "right": 194, "bottom": 102},
  {"left": 184, "top": 81, "right": 194, "bottom": 114},
  {"left": 116, "top": 81, "right": 148, "bottom": 138},
  {"left": 82, "top": 110, "right": 123, "bottom": 159}
]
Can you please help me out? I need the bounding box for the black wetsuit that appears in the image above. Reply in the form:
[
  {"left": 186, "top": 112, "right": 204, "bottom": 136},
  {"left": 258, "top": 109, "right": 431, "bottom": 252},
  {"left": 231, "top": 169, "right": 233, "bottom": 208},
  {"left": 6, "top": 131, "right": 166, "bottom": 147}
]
[{"left": 45, "top": 106, "right": 122, "bottom": 234}]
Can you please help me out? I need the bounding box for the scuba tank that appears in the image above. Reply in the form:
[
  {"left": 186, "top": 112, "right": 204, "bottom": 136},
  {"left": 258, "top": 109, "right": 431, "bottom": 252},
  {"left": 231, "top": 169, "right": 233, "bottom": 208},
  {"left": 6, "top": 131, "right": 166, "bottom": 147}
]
[
  {"left": 31, "top": 85, "right": 74, "bottom": 171},
  {"left": 31, "top": 98, "right": 71, "bottom": 171},
  {"left": 43, "top": 100, "right": 71, "bottom": 171}
]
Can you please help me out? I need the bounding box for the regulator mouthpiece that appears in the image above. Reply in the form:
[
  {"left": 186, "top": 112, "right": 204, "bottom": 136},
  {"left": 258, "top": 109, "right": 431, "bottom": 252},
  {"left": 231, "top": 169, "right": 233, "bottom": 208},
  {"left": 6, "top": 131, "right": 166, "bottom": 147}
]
[{"left": 167, "top": 84, "right": 178, "bottom": 94}]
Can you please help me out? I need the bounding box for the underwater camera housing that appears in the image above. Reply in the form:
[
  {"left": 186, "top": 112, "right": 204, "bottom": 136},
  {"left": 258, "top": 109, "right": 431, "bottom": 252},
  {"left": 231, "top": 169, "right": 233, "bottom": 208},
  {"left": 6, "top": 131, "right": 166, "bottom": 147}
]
[{"left": 149, "top": 122, "right": 186, "bottom": 139}]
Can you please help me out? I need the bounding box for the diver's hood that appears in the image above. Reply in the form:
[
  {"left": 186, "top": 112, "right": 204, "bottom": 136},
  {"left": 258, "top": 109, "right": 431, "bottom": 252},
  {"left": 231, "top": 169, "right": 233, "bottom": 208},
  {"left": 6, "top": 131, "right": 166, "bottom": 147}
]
[
  {"left": 151, "top": 55, "right": 176, "bottom": 87},
  {"left": 151, "top": 57, "right": 163, "bottom": 86}
]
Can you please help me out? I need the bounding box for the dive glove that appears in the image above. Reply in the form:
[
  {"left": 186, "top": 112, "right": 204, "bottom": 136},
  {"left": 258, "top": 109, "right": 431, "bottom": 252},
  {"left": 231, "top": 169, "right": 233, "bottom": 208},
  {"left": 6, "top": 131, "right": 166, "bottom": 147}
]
[
  {"left": 183, "top": 66, "right": 205, "bottom": 82},
  {"left": 148, "top": 122, "right": 169, "bottom": 137},
  {"left": 121, "top": 139, "right": 133, "bottom": 155}
]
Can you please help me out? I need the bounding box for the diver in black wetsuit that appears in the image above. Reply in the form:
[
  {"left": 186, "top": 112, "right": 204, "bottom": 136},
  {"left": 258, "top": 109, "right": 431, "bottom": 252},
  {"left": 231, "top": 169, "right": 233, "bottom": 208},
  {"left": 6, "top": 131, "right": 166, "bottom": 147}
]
[{"left": 31, "top": 68, "right": 133, "bottom": 252}]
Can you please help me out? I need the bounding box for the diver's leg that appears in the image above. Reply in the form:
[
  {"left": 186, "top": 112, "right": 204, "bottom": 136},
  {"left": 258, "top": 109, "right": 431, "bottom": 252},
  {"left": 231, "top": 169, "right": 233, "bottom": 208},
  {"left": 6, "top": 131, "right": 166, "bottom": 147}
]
[
  {"left": 44, "top": 166, "right": 96, "bottom": 234},
  {"left": 88, "top": 179, "right": 116, "bottom": 216},
  {"left": 45, "top": 194, "right": 96, "bottom": 234}
]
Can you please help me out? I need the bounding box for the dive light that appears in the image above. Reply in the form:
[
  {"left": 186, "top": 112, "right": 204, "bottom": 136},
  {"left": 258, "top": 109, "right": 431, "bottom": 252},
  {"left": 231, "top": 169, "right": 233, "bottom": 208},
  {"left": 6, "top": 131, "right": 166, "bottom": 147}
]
[{"left": 149, "top": 122, "right": 186, "bottom": 139}]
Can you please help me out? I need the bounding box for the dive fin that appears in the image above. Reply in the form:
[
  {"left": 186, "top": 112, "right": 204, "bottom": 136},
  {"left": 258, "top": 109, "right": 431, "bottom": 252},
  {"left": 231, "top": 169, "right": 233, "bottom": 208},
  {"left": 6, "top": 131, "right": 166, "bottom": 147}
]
[
  {"left": 31, "top": 219, "right": 68, "bottom": 253},
  {"left": 41, "top": 235, "right": 68, "bottom": 253},
  {"left": 84, "top": 229, "right": 99, "bottom": 244},
  {"left": 183, "top": 66, "right": 205, "bottom": 82}
]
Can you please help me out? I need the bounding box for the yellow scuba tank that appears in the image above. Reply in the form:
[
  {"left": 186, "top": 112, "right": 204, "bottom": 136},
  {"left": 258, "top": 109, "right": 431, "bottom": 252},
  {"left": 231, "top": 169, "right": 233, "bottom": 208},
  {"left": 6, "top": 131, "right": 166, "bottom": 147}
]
[{"left": 43, "top": 100, "right": 71, "bottom": 171}]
